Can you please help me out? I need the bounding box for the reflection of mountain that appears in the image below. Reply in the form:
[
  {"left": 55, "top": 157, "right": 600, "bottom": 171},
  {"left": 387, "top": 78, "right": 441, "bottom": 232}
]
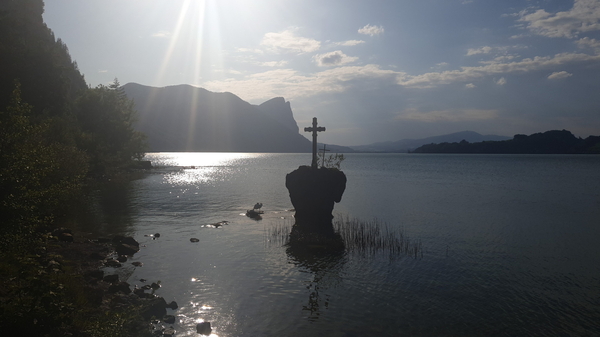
[{"left": 123, "top": 83, "right": 311, "bottom": 152}]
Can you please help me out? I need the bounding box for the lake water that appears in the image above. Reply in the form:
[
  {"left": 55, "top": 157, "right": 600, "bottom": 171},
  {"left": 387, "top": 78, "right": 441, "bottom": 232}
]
[{"left": 75, "top": 153, "right": 600, "bottom": 336}]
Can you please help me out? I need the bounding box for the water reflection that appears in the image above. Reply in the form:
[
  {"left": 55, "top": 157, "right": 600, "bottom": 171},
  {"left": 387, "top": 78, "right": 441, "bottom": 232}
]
[
  {"left": 286, "top": 238, "right": 347, "bottom": 321},
  {"left": 64, "top": 177, "right": 140, "bottom": 236},
  {"left": 146, "top": 152, "right": 263, "bottom": 168}
]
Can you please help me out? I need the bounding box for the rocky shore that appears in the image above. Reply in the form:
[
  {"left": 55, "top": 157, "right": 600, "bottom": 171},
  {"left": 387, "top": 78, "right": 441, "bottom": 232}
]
[{"left": 29, "top": 228, "right": 187, "bottom": 336}]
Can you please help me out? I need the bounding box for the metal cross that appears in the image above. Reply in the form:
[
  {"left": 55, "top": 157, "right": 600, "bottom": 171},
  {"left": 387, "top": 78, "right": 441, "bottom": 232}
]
[{"left": 304, "top": 117, "right": 326, "bottom": 169}]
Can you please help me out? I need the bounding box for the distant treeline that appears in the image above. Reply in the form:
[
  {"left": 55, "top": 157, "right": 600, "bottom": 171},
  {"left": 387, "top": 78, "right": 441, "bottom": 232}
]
[{"left": 412, "top": 130, "right": 600, "bottom": 154}]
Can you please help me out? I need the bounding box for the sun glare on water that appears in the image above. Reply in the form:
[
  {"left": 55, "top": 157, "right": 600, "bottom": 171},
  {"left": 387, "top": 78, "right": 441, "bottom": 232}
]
[{"left": 148, "top": 152, "right": 264, "bottom": 185}]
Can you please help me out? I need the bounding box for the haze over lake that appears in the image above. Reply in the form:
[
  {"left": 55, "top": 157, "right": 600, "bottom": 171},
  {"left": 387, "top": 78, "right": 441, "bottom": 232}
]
[{"left": 75, "top": 153, "right": 600, "bottom": 336}]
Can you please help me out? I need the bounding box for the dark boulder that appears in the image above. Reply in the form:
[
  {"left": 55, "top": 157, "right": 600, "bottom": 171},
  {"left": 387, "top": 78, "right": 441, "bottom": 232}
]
[
  {"left": 166, "top": 301, "right": 178, "bottom": 310},
  {"left": 196, "top": 322, "right": 212, "bottom": 335},
  {"left": 285, "top": 166, "right": 346, "bottom": 222},
  {"left": 104, "top": 259, "right": 122, "bottom": 268},
  {"left": 84, "top": 269, "right": 104, "bottom": 281},
  {"left": 89, "top": 252, "right": 106, "bottom": 260},
  {"left": 116, "top": 243, "right": 139, "bottom": 256},
  {"left": 140, "top": 297, "right": 168, "bottom": 320},
  {"left": 108, "top": 281, "right": 131, "bottom": 294},
  {"left": 163, "top": 315, "right": 176, "bottom": 324},
  {"left": 57, "top": 232, "right": 74, "bottom": 242},
  {"left": 103, "top": 274, "right": 119, "bottom": 284}
]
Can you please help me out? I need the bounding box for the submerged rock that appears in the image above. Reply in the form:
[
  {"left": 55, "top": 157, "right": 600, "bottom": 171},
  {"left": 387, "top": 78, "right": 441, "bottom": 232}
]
[
  {"left": 190, "top": 238, "right": 199, "bottom": 242},
  {"left": 196, "top": 322, "right": 212, "bottom": 335}
]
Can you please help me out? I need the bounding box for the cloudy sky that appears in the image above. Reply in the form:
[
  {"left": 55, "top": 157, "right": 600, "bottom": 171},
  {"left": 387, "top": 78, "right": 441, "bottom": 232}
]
[{"left": 43, "top": 0, "right": 600, "bottom": 145}]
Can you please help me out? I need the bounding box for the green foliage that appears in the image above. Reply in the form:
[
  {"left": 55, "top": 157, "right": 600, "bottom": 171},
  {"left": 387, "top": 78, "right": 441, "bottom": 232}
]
[
  {"left": 0, "top": 0, "right": 87, "bottom": 116},
  {"left": 75, "top": 79, "right": 147, "bottom": 177},
  {"left": 317, "top": 152, "right": 345, "bottom": 169},
  {"left": 0, "top": 5, "right": 150, "bottom": 337},
  {"left": 0, "top": 83, "right": 88, "bottom": 232}
]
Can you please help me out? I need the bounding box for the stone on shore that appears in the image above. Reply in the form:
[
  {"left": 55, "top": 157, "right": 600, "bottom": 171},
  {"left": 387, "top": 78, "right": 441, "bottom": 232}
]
[
  {"left": 139, "top": 297, "right": 168, "bottom": 320},
  {"left": 115, "top": 243, "right": 139, "bottom": 256}
]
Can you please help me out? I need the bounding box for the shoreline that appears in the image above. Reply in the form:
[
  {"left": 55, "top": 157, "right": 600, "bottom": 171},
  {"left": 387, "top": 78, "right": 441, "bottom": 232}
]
[{"left": 6, "top": 228, "right": 180, "bottom": 337}]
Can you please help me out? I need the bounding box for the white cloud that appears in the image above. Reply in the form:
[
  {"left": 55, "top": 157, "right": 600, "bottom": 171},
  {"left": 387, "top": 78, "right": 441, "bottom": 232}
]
[
  {"left": 203, "top": 50, "right": 600, "bottom": 102},
  {"left": 260, "top": 61, "right": 288, "bottom": 67},
  {"left": 203, "top": 64, "right": 402, "bottom": 101},
  {"left": 260, "top": 29, "right": 320, "bottom": 53},
  {"left": 336, "top": 40, "right": 366, "bottom": 46},
  {"left": 151, "top": 31, "right": 171, "bottom": 38},
  {"left": 467, "top": 46, "right": 492, "bottom": 56},
  {"left": 313, "top": 50, "right": 358, "bottom": 67},
  {"left": 519, "top": 0, "right": 600, "bottom": 38},
  {"left": 548, "top": 71, "right": 572, "bottom": 80},
  {"left": 397, "top": 52, "right": 600, "bottom": 88},
  {"left": 479, "top": 55, "right": 518, "bottom": 64},
  {"left": 466, "top": 83, "right": 476, "bottom": 88},
  {"left": 358, "top": 24, "right": 385, "bottom": 36},
  {"left": 576, "top": 37, "right": 600, "bottom": 52},
  {"left": 237, "top": 47, "right": 264, "bottom": 54},
  {"left": 430, "top": 62, "right": 450, "bottom": 71}
]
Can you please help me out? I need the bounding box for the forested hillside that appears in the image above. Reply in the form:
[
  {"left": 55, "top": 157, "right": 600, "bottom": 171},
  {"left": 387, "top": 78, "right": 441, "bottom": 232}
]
[
  {"left": 0, "top": 1, "right": 146, "bottom": 230},
  {"left": 0, "top": 3, "right": 147, "bottom": 335}
]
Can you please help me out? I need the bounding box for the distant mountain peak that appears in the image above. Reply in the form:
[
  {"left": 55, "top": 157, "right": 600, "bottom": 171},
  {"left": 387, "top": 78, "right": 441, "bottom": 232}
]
[
  {"left": 123, "top": 83, "right": 310, "bottom": 152},
  {"left": 255, "top": 97, "right": 298, "bottom": 133}
]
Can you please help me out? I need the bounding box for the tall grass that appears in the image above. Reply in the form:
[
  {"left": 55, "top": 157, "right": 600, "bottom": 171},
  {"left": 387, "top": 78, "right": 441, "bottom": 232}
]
[
  {"left": 265, "top": 219, "right": 293, "bottom": 247},
  {"left": 266, "top": 215, "right": 422, "bottom": 258},
  {"left": 333, "top": 215, "right": 422, "bottom": 258}
]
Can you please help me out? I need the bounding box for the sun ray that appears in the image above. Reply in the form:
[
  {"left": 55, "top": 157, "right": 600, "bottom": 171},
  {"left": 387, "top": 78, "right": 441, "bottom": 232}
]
[{"left": 154, "top": 0, "right": 192, "bottom": 85}]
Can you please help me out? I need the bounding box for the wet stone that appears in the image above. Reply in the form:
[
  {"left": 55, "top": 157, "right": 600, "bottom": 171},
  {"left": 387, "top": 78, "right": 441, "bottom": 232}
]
[
  {"left": 196, "top": 322, "right": 212, "bottom": 335},
  {"left": 163, "top": 315, "right": 176, "bottom": 324}
]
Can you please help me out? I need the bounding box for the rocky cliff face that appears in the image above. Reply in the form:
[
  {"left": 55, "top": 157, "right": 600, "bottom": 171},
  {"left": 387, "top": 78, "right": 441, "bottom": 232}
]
[
  {"left": 123, "top": 83, "right": 311, "bottom": 152},
  {"left": 256, "top": 97, "right": 299, "bottom": 134}
]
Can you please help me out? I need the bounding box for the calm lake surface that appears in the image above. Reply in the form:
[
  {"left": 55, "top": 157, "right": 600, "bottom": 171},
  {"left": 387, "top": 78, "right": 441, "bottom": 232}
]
[{"left": 76, "top": 153, "right": 600, "bottom": 336}]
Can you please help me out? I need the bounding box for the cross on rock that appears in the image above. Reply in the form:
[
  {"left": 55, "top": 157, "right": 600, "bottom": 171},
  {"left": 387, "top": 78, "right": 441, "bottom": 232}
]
[{"left": 304, "top": 117, "right": 326, "bottom": 169}]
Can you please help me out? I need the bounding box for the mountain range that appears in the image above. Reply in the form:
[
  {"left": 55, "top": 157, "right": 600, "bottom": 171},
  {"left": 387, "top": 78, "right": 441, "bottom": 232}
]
[
  {"left": 123, "top": 83, "right": 509, "bottom": 153},
  {"left": 348, "top": 131, "right": 510, "bottom": 153},
  {"left": 123, "top": 83, "right": 311, "bottom": 152}
]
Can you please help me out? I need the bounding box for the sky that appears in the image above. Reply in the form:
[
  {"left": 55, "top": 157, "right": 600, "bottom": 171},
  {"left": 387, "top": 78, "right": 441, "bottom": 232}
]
[{"left": 43, "top": 0, "right": 600, "bottom": 146}]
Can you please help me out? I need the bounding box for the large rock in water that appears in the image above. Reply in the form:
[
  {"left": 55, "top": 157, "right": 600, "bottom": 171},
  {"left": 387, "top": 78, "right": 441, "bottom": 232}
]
[{"left": 286, "top": 166, "right": 346, "bottom": 225}]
